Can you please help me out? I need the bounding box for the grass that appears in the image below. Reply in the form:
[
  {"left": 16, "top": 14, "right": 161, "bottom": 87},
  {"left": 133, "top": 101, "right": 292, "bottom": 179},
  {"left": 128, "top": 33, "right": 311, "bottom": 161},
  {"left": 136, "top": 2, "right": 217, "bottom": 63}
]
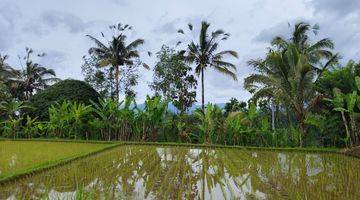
[
  {"left": 0, "top": 140, "right": 115, "bottom": 183},
  {"left": 0, "top": 144, "right": 359, "bottom": 199},
  {"left": 0, "top": 138, "right": 342, "bottom": 153},
  {"left": 117, "top": 141, "right": 341, "bottom": 153}
]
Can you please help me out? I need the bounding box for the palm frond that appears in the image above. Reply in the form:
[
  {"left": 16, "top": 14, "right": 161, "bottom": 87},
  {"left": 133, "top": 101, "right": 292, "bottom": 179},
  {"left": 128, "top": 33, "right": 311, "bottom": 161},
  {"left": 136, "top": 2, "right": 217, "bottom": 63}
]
[
  {"left": 188, "top": 23, "right": 193, "bottom": 31},
  {"left": 213, "top": 66, "right": 237, "bottom": 80},
  {"left": 212, "top": 60, "right": 237, "bottom": 70},
  {"left": 86, "top": 35, "right": 109, "bottom": 51},
  {"left": 251, "top": 87, "right": 275, "bottom": 101},
  {"left": 271, "top": 36, "right": 288, "bottom": 49},
  {"left": 307, "top": 38, "right": 334, "bottom": 52},
  {"left": 212, "top": 29, "right": 225, "bottom": 38},
  {"left": 177, "top": 29, "right": 185, "bottom": 34},
  {"left": 126, "top": 39, "right": 145, "bottom": 50},
  {"left": 214, "top": 50, "right": 238, "bottom": 58},
  {"left": 199, "top": 21, "right": 210, "bottom": 50},
  {"left": 244, "top": 74, "right": 273, "bottom": 90}
]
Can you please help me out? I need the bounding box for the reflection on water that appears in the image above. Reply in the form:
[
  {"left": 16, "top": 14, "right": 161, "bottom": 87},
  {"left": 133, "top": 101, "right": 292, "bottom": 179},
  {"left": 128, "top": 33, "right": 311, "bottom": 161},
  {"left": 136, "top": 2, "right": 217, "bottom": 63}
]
[{"left": 0, "top": 145, "right": 359, "bottom": 199}]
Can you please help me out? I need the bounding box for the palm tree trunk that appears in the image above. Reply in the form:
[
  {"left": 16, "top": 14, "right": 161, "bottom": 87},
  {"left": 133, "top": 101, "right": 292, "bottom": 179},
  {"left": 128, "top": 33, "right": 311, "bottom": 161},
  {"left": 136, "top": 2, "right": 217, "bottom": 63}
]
[
  {"left": 115, "top": 65, "right": 120, "bottom": 101},
  {"left": 271, "top": 101, "right": 275, "bottom": 131},
  {"left": 295, "top": 112, "right": 306, "bottom": 147},
  {"left": 286, "top": 107, "right": 293, "bottom": 140},
  {"left": 201, "top": 68, "right": 205, "bottom": 112},
  {"left": 109, "top": 68, "right": 114, "bottom": 99}
]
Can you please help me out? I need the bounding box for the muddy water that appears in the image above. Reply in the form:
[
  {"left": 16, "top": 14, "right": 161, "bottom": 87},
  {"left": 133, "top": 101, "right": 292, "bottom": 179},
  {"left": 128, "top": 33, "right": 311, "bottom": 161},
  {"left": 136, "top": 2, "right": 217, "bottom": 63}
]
[{"left": 0, "top": 145, "right": 359, "bottom": 199}]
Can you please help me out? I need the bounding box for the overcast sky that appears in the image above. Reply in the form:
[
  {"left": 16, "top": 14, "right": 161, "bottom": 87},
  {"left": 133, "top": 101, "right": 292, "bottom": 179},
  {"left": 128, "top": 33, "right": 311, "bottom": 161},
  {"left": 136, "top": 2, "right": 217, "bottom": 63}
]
[{"left": 0, "top": 0, "right": 359, "bottom": 103}]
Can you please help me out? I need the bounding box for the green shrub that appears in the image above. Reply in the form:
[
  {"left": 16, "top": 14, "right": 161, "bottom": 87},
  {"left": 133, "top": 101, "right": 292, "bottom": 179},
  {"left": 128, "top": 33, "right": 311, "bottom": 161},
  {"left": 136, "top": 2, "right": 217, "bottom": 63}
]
[{"left": 28, "top": 79, "right": 100, "bottom": 120}]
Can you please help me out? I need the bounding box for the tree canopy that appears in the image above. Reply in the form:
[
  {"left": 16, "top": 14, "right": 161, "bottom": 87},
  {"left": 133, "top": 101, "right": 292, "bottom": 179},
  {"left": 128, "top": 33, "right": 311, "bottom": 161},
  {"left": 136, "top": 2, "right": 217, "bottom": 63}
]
[{"left": 28, "top": 79, "right": 100, "bottom": 120}]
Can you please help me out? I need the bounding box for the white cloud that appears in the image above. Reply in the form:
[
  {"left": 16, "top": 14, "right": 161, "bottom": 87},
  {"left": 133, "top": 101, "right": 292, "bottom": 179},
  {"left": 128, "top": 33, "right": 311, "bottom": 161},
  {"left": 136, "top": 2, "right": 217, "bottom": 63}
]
[
  {"left": 0, "top": 0, "right": 359, "bottom": 103},
  {"left": 41, "top": 10, "right": 88, "bottom": 33},
  {"left": 0, "top": 2, "right": 22, "bottom": 50},
  {"left": 305, "top": 0, "right": 360, "bottom": 17}
]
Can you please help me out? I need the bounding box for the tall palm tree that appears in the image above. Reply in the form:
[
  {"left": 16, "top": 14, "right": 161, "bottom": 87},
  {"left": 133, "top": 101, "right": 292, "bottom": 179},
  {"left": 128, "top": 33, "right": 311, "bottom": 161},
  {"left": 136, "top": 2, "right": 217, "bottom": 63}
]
[
  {"left": 178, "top": 21, "right": 238, "bottom": 111},
  {"left": 244, "top": 22, "right": 338, "bottom": 147},
  {"left": 271, "top": 22, "right": 340, "bottom": 78},
  {"left": 18, "top": 48, "right": 59, "bottom": 100},
  {"left": 87, "top": 23, "right": 148, "bottom": 100},
  {"left": 0, "top": 54, "right": 17, "bottom": 103},
  {"left": 0, "top": 54, "right": 18, "bottom": 83}
]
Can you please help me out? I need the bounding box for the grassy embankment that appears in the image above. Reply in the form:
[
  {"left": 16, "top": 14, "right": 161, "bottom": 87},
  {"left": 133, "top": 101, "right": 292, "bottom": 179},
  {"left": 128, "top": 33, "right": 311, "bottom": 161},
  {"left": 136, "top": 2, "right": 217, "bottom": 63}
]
[{"left": 0, "top": 140, "right": 118, "bottom": 183}]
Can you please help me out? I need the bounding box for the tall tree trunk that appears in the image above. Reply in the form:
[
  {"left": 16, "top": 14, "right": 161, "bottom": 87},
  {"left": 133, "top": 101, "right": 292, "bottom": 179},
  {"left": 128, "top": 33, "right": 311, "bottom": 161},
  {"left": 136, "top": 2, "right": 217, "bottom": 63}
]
[
  {"left": 295, "top": 112, "right": 305, "bottom": 147},
  {"left": 115, "top": 65, "right": 120, "bottom": 101},
  {"left": 341, "top": 111, "right": 352, "bottom": 147},
  {"left": 298, "top": 121, "right": 305, "bottom": 147},
  {"left": 109, "top": 68, "right": 115, "bottom": 100},
  {"left": 286, "top": 107, "right": 292, "bottom": 137},
  {"left": 201, "top": 67, "right": 205, "bottom": 112},
  {"left": 271, "top": 101, "right": 275, "bottom": 131}
]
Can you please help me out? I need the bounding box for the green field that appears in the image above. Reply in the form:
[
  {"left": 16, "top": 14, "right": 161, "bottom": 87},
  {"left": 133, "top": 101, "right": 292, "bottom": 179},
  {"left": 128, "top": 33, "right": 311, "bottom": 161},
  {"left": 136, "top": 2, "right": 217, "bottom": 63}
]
[
  {"left": 1, "top": 144, "right": 359, "bottom": 199},
  {"left": 0, "top": 140, "right": 111, "bottom": 181}
]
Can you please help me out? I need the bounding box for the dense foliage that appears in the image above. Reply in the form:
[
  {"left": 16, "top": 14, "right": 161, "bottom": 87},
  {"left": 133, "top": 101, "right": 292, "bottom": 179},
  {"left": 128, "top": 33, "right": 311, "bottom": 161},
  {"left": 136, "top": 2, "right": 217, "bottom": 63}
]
[
  {"left": 0, "top": 96, "right": 292, "bottom": 147},
  {"left": 150, "top": 45, "right": 197, "bottom": 113},
  {"left": 28, "top": 79, "right": 100, "bottom": 120},
  {"left": 1, "top": 21, "right": 360, "bottom": 148}
]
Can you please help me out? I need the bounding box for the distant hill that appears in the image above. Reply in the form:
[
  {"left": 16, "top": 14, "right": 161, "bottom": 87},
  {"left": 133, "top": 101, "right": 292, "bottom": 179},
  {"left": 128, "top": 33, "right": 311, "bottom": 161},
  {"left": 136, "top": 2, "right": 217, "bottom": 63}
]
[{"left": 136, "top": 102, "right": 226, "bottom": 113}]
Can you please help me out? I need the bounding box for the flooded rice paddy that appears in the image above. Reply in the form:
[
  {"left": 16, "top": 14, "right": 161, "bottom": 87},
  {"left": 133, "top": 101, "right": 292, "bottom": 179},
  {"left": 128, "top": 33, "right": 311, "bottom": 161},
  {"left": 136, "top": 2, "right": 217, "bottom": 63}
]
[
  {"left": 0, "top": 145, "right": 359, "bottom": 199},
  {"left": 0, "top": 141, "right": 110, "bottom": 180}
]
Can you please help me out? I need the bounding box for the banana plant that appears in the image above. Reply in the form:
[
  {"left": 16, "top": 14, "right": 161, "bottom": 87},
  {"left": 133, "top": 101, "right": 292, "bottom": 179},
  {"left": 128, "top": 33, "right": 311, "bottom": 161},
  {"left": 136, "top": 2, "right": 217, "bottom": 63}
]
[
  {"left": 116, "top": 96, "right": 137, "bottom": 141},
  {"left": 327, "top": 88, "right": 352, "bottom": 147},
  {"left": 135, "top": 96, "right": 168, "bottom": 141},
  {"left": 48, "top": 101, "right": 72, "bottom": 138},
  {"left": 223, "top": 102, "right": 273, "bottom": 146},
  {"left": 70, "top": 102, "right": 93, "bottom": 139},
  {"left": 345, "top": 90, "right": 358, "bottom": 145},
  {"left": 0, "top": 100, "right": 29, "bottom": 138},
  {"left": 224, "top": 111, "right": 249, "bottom": 145},
  {"left": 35, "top": 122, "right": 48, "bottom": 137},
  {"left": 194, "top": 104, "right": 223, "bottom": 144},
  {"left": 1, "top": 117, "right": 22, "bottom": 138},
  {"left": 91, "top": 98, "right": 121, "bottom": 141},
  {"left": 23, "top": 115, "right": 38, "bottom": 139},
  {"left": 353, "top": 76, "right": 360, "bottom": 145}
]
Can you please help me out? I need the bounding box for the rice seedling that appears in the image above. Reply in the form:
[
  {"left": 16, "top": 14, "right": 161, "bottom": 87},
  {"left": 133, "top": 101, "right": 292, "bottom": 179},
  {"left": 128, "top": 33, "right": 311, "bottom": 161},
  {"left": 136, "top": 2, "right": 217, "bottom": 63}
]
[
  {"left": 0, "top": 145, "right": 359, "bottom": 199},
  {"left": 0, "top": 140, "right": 111, "bottom": 181}
]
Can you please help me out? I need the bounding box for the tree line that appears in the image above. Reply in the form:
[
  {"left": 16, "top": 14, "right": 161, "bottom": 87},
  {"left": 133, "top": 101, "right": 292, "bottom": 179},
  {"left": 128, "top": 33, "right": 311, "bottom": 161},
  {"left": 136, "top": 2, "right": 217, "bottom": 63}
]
[{"left": 1, "top": 21, "right": 360, "bottom": 148}]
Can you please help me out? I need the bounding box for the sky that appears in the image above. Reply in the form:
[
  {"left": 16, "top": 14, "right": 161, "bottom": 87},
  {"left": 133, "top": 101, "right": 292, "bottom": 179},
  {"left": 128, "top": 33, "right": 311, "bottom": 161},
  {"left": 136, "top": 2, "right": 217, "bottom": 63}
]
[{"left": 0, "top": 0, "right": 359, "bottom": 103}]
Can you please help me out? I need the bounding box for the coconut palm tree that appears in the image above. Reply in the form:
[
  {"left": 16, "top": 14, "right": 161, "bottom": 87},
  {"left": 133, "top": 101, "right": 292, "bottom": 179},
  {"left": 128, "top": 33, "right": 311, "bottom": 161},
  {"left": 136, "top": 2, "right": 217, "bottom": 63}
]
[
  {"left": 17, "top": 48, "right": 59, "bottom": 100},
  {"left": 0, "top": 54, "right": 18, "bottom": 102},
  {"left": 178, "top": 21, "right": 238, "bottom": 111},
  {"left": 244, "top": 22, "right": 338, "bottom": 147},
  {"left": 0, "top": 54, "right": 18, "bottom": 83},
  {"left": 87, "top": 23, "right": 148, "bottom": 100}
]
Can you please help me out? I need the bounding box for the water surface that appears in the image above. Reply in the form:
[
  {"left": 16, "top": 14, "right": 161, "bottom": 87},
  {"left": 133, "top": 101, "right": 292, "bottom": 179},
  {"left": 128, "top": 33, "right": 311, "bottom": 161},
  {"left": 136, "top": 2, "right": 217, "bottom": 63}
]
[{"left": 0, "top": 145, "right": 359, "bottom": 199}]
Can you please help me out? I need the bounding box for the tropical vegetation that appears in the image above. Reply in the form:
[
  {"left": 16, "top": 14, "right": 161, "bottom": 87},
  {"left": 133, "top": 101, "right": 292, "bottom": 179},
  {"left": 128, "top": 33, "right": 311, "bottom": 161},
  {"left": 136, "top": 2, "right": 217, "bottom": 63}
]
[{"left": 1, "top": 21, "right": 360, "bottom": 149}]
